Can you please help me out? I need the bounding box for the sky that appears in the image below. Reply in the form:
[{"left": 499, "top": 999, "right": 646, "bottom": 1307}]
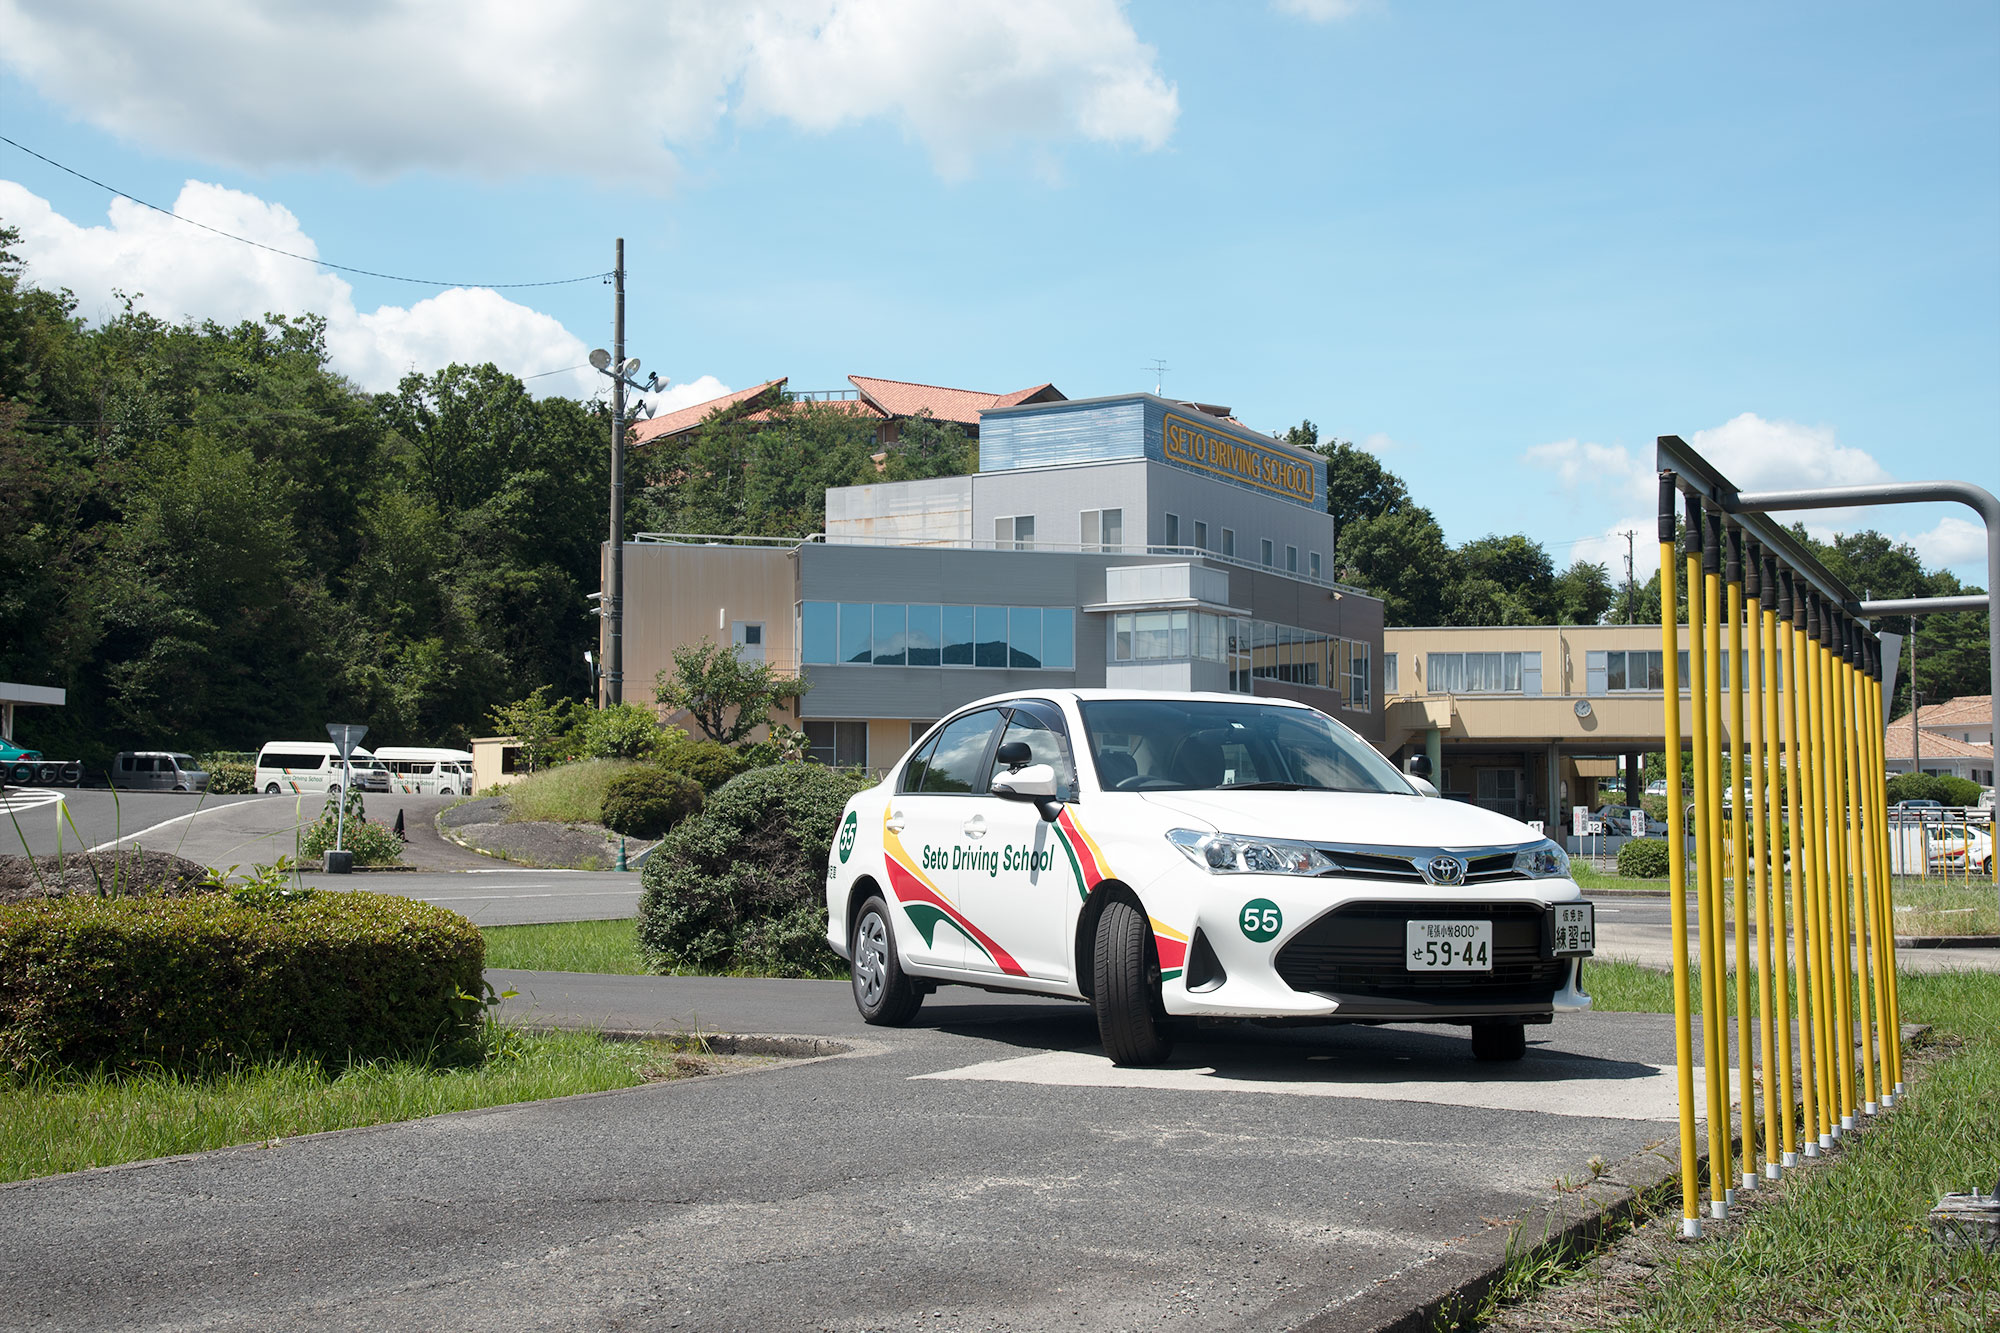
[{"left": 1, "top": 0, "right": 1996, "bottom": 588}]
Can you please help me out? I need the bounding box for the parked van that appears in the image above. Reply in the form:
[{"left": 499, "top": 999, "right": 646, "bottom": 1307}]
[
  {"left": 374, "top": 747, "right": 475, "bottom": 796},
  {"left": 110, "top": 751, "right": 210, "bottom": 793},
  {"left": 254, "top": 742, "right": 385, "bottom": 796}
]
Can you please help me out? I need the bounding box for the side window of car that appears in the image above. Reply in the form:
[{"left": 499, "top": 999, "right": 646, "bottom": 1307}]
[
  {"left": 920, "top": 710, "right": 1005, "bottom": 794},
  {"left": 997, "top": 708, "right": 1077, "bottom": 798},
  {"left": 899, "top": 733, "right": 942, "bottom": 794}
]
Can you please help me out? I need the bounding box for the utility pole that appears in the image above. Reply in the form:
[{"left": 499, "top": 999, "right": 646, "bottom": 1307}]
[
  {"left": 608, "top": 238, "right": 625, "bottom": 707},
  {"left": 1622, "top": 529, "right": 1637, "bottom": 623}
]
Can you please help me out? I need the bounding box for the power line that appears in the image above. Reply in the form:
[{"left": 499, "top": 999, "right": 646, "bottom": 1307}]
[{"left": 1, "top": 135, "right": 612, "bottom": 291}]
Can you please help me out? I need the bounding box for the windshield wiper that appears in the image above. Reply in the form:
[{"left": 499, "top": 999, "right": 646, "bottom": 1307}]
[{"left": 1222, "top": 781, "right": 1308, "bottom": 791}]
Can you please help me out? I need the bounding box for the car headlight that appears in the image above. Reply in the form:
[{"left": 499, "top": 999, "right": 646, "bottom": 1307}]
[
  {"left": 1513, "top": 840, "right": 1571, "bottom": 879},
  {"left": 1167, "top": 828, "right": 1333, "bottom": 876}
]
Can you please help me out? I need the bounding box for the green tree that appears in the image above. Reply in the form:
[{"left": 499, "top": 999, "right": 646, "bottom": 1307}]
[
  {"left": 1552, "top": 559, "right": 1615, "bottom": 626},
  {"left": 486, "top": 686, "right": 580, "bottom": 774},
  {"left": 881, "top": 411, "right": 977, "bottom": 481},
  {"left": 1450, "top": 533, "right": 1556, "bottom": 625},
  {"left": 1336, "top": 510, "right": 1457, "bottom": 625},
  {"left": 576, "top": 702, "right": 668, "bottom": 761},
  {"left": 655, "top": 636, "right": 811, "bottom": 745}
]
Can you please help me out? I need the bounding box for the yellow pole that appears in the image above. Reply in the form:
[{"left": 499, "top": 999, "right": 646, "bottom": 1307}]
[
  {"left": 1781, "top": 581, "right": 1822, "bottom": 1157},
  {"left": 1803, "top": 594, "right": 1837, "bottom": 1150},
  {"left": 1816, "top": 605, "right": 1855, "bottom": 1132},
  {"left": 1864, "top": 638, "right": 1902, "bottom": 1100},
  {"left": 1840, "top": 626, "right": 1880, "bottom": 1117},
  {"left": 1689, "top": 500, "right": 1729, "bottom": 1216},
  {"left": 1745, "top": 543, "right": 1780, "bottom": 1179},
  {"left": 1659, "top": 483, "right": 1702, "bottom": 1237},
  {"left": 1765, "top": 558, "right": 1799, "bottom": 1167},
  {"left": 1726, "top": 528, "right": 1758, "bottom": 1190},
  {"left": 1872, "top": 644, "right": 1906, "bottom": 1096},
  {"left": 1703, "top": 511, "right": 1736, "bottom": 1203}
]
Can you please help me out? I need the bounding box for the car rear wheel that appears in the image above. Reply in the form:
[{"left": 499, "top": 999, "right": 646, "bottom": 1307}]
[
  {"left": 1472, "top": 1022, "right": 1527, "bottom": 1062},
  {"left": 264, "top": 783, "right": 280, "bottom": 794},
  {"left": 850, "top": 896, "right": 923, "bottom": 1026},
  {"left": 1092, "top": 898, "right": 1175, "bottom": 1066}
]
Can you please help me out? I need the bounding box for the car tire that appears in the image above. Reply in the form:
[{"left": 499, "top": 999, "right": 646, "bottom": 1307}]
[
  {"left": 1472, "top": 1022, "right": 1527, "bottom": 1062},
  {"left": 850, "top": 896, "right": 924, "bottom": 1026},
  {"left": 1092, "top": 898, "right": 1175, "bottom": 1067},
  {"left": 264, "top": 783, "right": 280, "bottom": 794},
  {"left": 173, "top": 784, "right": 187, "bottom": 793},
  {"left": 328, "top": 784, "right": 341, "bottom": 796}
]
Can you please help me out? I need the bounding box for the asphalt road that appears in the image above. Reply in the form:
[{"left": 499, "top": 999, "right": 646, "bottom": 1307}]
[
  {"left": 0, "top": 978, "right": 1722, "bottom": 1333},
  {"left": 1590, "top": 893, "right": 2000, "bottom": 973}
]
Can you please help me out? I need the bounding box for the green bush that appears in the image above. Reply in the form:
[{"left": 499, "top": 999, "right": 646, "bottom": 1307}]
[
  {"left": 1885, "top": 771, "right": 1983, "bottom": 808},
  {"left": 502, "top": 759, "right": 640, "bottom": 825},
  {"left": 0, "top": 891, "right": 485, "bottom": 1074},
  {"left": 637, "top": 763, "right": 874, "bottom": 976},
  {"left": 297, "top": 798, "right": 404, "bottom": 865},
  {"left": 1617, "top": 838, "right": 1671, "bottom": 879},
  {"left": 600, "top": 768, "right": 703, "bottom": 840},
  {"left": 202, "top": 760, "right": 255, "bottom": 794},
  {"left": 576, "top": 704, "right": 668, "bottom": 762},
  {"left": 655, "top": 731, "right": 756, "bottom": 792}
]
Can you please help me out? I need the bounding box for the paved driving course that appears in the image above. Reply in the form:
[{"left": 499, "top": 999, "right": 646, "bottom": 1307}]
[{"left": 0, "top": 974, "right": 1725, "bottom": 1333}]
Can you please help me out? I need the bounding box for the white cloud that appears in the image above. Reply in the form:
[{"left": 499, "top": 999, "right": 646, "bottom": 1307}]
[
  {"left": 0, "top": 0, "right": 1178, "bottom": 184},
  {"left": 1523, "top": 437, "right": 1651, "bottom": 504},
  {"left": 1898, "top": 515, "right": 1988, "bottom": 573},
  {"left": 1272, "top": 0, "right": 1372, "bottom": 20},
  {"left": 1566, "top": 518, "right": 1662, "bottom": 584},
  {"left": 0, "top": 177, "right": 729, "bottom": 400}
]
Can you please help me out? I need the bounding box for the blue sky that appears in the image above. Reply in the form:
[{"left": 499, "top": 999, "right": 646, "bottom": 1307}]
[{"left": 2, "top": 0, "right": 1995, "bottom": 585}]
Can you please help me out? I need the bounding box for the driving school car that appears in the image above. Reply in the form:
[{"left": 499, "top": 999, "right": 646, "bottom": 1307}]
[{"left": 826, "top": 689, "right": 1593, "bottom": 1066}]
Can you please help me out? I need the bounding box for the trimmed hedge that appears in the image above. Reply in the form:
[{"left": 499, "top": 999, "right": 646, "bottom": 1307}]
[
  {"left": 1617, "top": 838, "right": 1671, "bottom": 879},
  {"left": 637, "top": 763, "right": 874, "bottom": 977},
  {"left": 203, "top": 760, "right": 255, "bottom": 794},
  {"left": 600, "top": 767, "right": 703, "bottom": 840},
  {"left": 0, "top": 891, "right": 484, "bottom": 1074}
]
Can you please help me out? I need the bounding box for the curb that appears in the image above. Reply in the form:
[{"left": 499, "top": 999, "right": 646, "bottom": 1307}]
[
  {"left": 1295, "top": 1024, "right": 1932, "bottom": 1333},
  {"left": 1897, "top": 934, "right": 2000, "bottom": 949}
]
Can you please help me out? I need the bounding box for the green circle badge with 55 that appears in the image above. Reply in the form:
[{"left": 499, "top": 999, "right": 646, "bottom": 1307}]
[
  {"left": 1239, "top": 898, "right": 1282, "bottom": 942},
  {"left": 838, "top": 810, "right": 858, "bottom": 863}
]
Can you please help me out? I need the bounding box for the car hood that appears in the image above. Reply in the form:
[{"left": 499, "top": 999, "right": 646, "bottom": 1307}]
[{"left": 1139, "top": 790, "right": 1546, "bottom": 850}]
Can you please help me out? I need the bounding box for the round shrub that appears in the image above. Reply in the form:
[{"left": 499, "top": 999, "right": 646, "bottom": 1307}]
[
  {"left": 601, "top": 767, "right": 703, "bottom": 840},
  {"left": 1617, "top": 838, "right": 1671, "bottom": 879},
  {"left": 637, "top": 763, "right": 875, "bottom": 977},
  {"left": 0, "top": 891, "right": 485, "bottom": 1074},
  {"left": 655, "top": 732, "right": 755, "bottom": 792},
  {"left": 297, "top": 810, "right": 403, "bottom": 865},
  {"left": 203, "top": 760, "right": 255, "bottom": 794}
]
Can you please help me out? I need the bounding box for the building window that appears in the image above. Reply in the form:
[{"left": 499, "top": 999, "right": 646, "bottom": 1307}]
[
  {"left": 1221, "top": 528, "right": 1236, "bottom": 558},
  {"left": 1286, "top": 545, "right": 1298, "bottom": 574},
  {"left": 1309, "top": 551, "right": 1321, "bottom": 580},
  {"left": 1426, "top": 652, "right": 1542, "bottom": 696},
  {"left": 1081, "top": 508, "right": 1123, "bottom": 552},
  {"left": 1584, "top": 649, "right": 1708, "bottom": 696},
  {"left": 1112, "top": 610, "right": 1229, "bottom": 664},
  {"left": 1163, "top": 513, "right": 1181, "bottom": 549},
  {"left": 1193, "top": 520, "right": 1209, "bottom": 551},
  {"left": 801, "top": 603, "right": 1074, "bottom": 672},
  {"left": 805, "top": 721, "right": 867, "bottom": 768},
  {"left": 995, "top": 515, "right": 1034, "bottom": 549},
  {"left": 1383, "top": 652, "right": 1398, "bottom": 694},
  {"left": 1347, "top": 641, "right": 1371, "bottom": 711},
  {"left": 910, "top": 721, "right": 937, "bottom": 748},
  {"left": 1260, "top": 539, "right": 1274, "bottom": 568}
]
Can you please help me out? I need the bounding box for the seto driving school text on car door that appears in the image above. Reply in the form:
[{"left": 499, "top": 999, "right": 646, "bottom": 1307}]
[{"left": 826, "top": 689, "right": 1594, "bottom": 1067}]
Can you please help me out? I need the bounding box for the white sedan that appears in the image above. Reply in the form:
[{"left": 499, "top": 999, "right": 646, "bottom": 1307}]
[{"left": 825, "top": 690, "right": 1593, "bottom": 1066}]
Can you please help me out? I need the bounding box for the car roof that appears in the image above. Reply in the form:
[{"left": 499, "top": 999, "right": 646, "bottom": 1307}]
[{"left": 950, "top": 688, "right": 1321, "bottom": 712}]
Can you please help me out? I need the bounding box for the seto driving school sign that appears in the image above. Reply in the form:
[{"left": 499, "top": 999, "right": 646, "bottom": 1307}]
[{"left": 1162, "top": 412, "right": 1319, "bottom": 506}]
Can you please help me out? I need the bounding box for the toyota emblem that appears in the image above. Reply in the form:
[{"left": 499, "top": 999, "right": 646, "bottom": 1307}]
[{"left": 1423, "top": 855, "right": 1467, "bottom": 886}]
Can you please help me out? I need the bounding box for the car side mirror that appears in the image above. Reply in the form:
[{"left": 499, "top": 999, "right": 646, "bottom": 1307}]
[
  {"left": 1408, "top": 753, "right": 1433, "bottom": 779},
  {"left": 1407, "top": 775, "right": 1440, "bottom": 798},
  {"left": 992, "top": 763, "right": 1064, "bottom": 822},
  {"left": 995, "top": 740, "right": 1033, "bottom": 769}
]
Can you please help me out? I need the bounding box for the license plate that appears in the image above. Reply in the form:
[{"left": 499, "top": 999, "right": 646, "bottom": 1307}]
[
  {"left": 1406, "top": 920, "right": 1492, "bottom": 971},
  {"left": 1553, "top": 903, "right": 1595, "bottom": 956}
]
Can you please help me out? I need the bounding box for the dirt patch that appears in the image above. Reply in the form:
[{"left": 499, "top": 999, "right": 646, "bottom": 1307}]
[
  {"left": 0, "top": 849, "right": 211, "bottom": 904},
  {"left": 437, "top": 794, "right": 651, "bottom": 870}
]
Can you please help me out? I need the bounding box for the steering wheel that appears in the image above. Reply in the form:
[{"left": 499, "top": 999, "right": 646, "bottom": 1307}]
[{"left": 1114, "top": 774, "right": 1180, "bottom": 791}]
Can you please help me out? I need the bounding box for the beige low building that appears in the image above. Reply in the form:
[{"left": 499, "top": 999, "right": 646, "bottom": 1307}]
[{"left": 1383, "top": 624, "right": 1720, "bottom": 834}]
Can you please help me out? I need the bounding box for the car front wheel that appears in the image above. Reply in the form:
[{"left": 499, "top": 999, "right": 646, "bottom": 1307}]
[
  {"left": 1092, "top": 898, "right": 1174, "bottom": 1066},
  {"left": 1472, "top": 1022, "right": 1527, "bottom": 1062},
  {"left": 850, "top": 897, "right": 923, "bottom": 1026}
]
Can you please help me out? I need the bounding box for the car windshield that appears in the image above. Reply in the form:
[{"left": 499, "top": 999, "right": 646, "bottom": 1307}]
[{"left": 1079, "top": 698, "right": 1412, "bottom": 795}]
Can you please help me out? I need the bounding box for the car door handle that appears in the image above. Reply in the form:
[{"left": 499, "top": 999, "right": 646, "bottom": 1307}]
[
  {"left": 963, "top": 815, "right": 987, "bottom": 838},
  {"left": 885, "top": 809, "right": 907, "bottom": 833}
]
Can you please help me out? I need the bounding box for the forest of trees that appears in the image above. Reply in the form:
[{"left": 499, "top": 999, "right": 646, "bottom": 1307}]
[{"left": 0, "top": 225, "right": 1985, "bottom": 763}]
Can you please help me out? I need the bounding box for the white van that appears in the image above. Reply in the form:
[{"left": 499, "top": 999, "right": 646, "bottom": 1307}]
[
  {"left": 373, "top": 747, "right": 475, "bottom": 796},
  {"left": 254, "top": 742, "right": 386, "bottom": 796}
]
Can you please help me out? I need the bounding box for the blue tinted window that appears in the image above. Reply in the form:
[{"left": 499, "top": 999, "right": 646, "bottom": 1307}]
[
  {"left": 907, "top": 605, "right": 942, "bottom": 667},
  {"left": 975, "top": 606, "right": 1008, "bottom": 668},
  {"left": 802, "top": 602, "right": 837, "bottom": 665},
  {"left": 839, "top": 603, "right": 872, "bottom": 665},
  {"left": 1043, "top": 608, "right": 1075, "bottom": 670},
  {"left": 872, "top": 604, "right": 907, "bottom": 665},
  {"left": 1009, "top": 607, "right": 1043, "bottom": 669},
  {"left": 943, "top": 605, "right": 974, "bottom": 666}
]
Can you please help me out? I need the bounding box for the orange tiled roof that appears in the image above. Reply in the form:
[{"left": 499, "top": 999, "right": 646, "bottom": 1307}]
[
  {"left": 1907, "top": 694, "right": 1994, "bottom": 730},
  {"left": 848, "top": 375, "right": 1065, "bottom": 426},
  {"left": 1882, "top": 727, "right": 1991, "bottom": 761},
  {"left": 629, "top": 378, "right": 786, "bottom": 445},
  {"left": 992, "top": 381, "right": 1063, "bottom": 408},
  {"left": 746, "top": 398, "right": 887, "bottom": 424}
]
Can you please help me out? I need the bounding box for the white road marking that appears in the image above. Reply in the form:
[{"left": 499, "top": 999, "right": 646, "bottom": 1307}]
[
  {"left": 915, "top": 1049, "right": 1742, "bottom": 1122},
  {"left": 0, "top": 788, "right": 67, "bottom": 816},
  {"left": 85, "top": 795, "right": 286, "bottom": 853},
  {"left": 402, "top": 891, "right": 639, "bottom": 902}
]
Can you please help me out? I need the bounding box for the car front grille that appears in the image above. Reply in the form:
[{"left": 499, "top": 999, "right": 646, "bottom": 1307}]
[
  {"left": 1315, "top": 848, "right": 1522, "bottom": 885},
  {"left": 1274, "top": 902, "right": 1567, "bottom": 1004}
]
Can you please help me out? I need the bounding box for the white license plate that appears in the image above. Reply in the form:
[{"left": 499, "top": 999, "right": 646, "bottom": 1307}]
[
  {"left": 1406, "top": 920, "right": 1492, "bottom": 971},
  {"left": 1553, "top": 903, "right": 1595, "bottom": 956}
]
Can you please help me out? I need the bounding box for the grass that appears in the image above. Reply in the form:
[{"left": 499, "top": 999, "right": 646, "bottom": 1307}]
[
  {"left": 1478, "top": 963, "right": 2000, "bottom": 1331},
  {"left": 0, "top": 1025, "right": 725, "bottom": 1185},
  {"left": 501, "top": 759, "right": 641, "bottom": 826},
  {"left": 1573, "top": 861, "right": 1999, "bottom": 936},
  {"left": 483, "top": 917, "right": 649, "bottom": 974}
]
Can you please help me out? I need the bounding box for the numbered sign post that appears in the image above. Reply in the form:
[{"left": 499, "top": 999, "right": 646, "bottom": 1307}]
[{"left": 326, "top": 722, "right": 368, "bottom": 869}]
